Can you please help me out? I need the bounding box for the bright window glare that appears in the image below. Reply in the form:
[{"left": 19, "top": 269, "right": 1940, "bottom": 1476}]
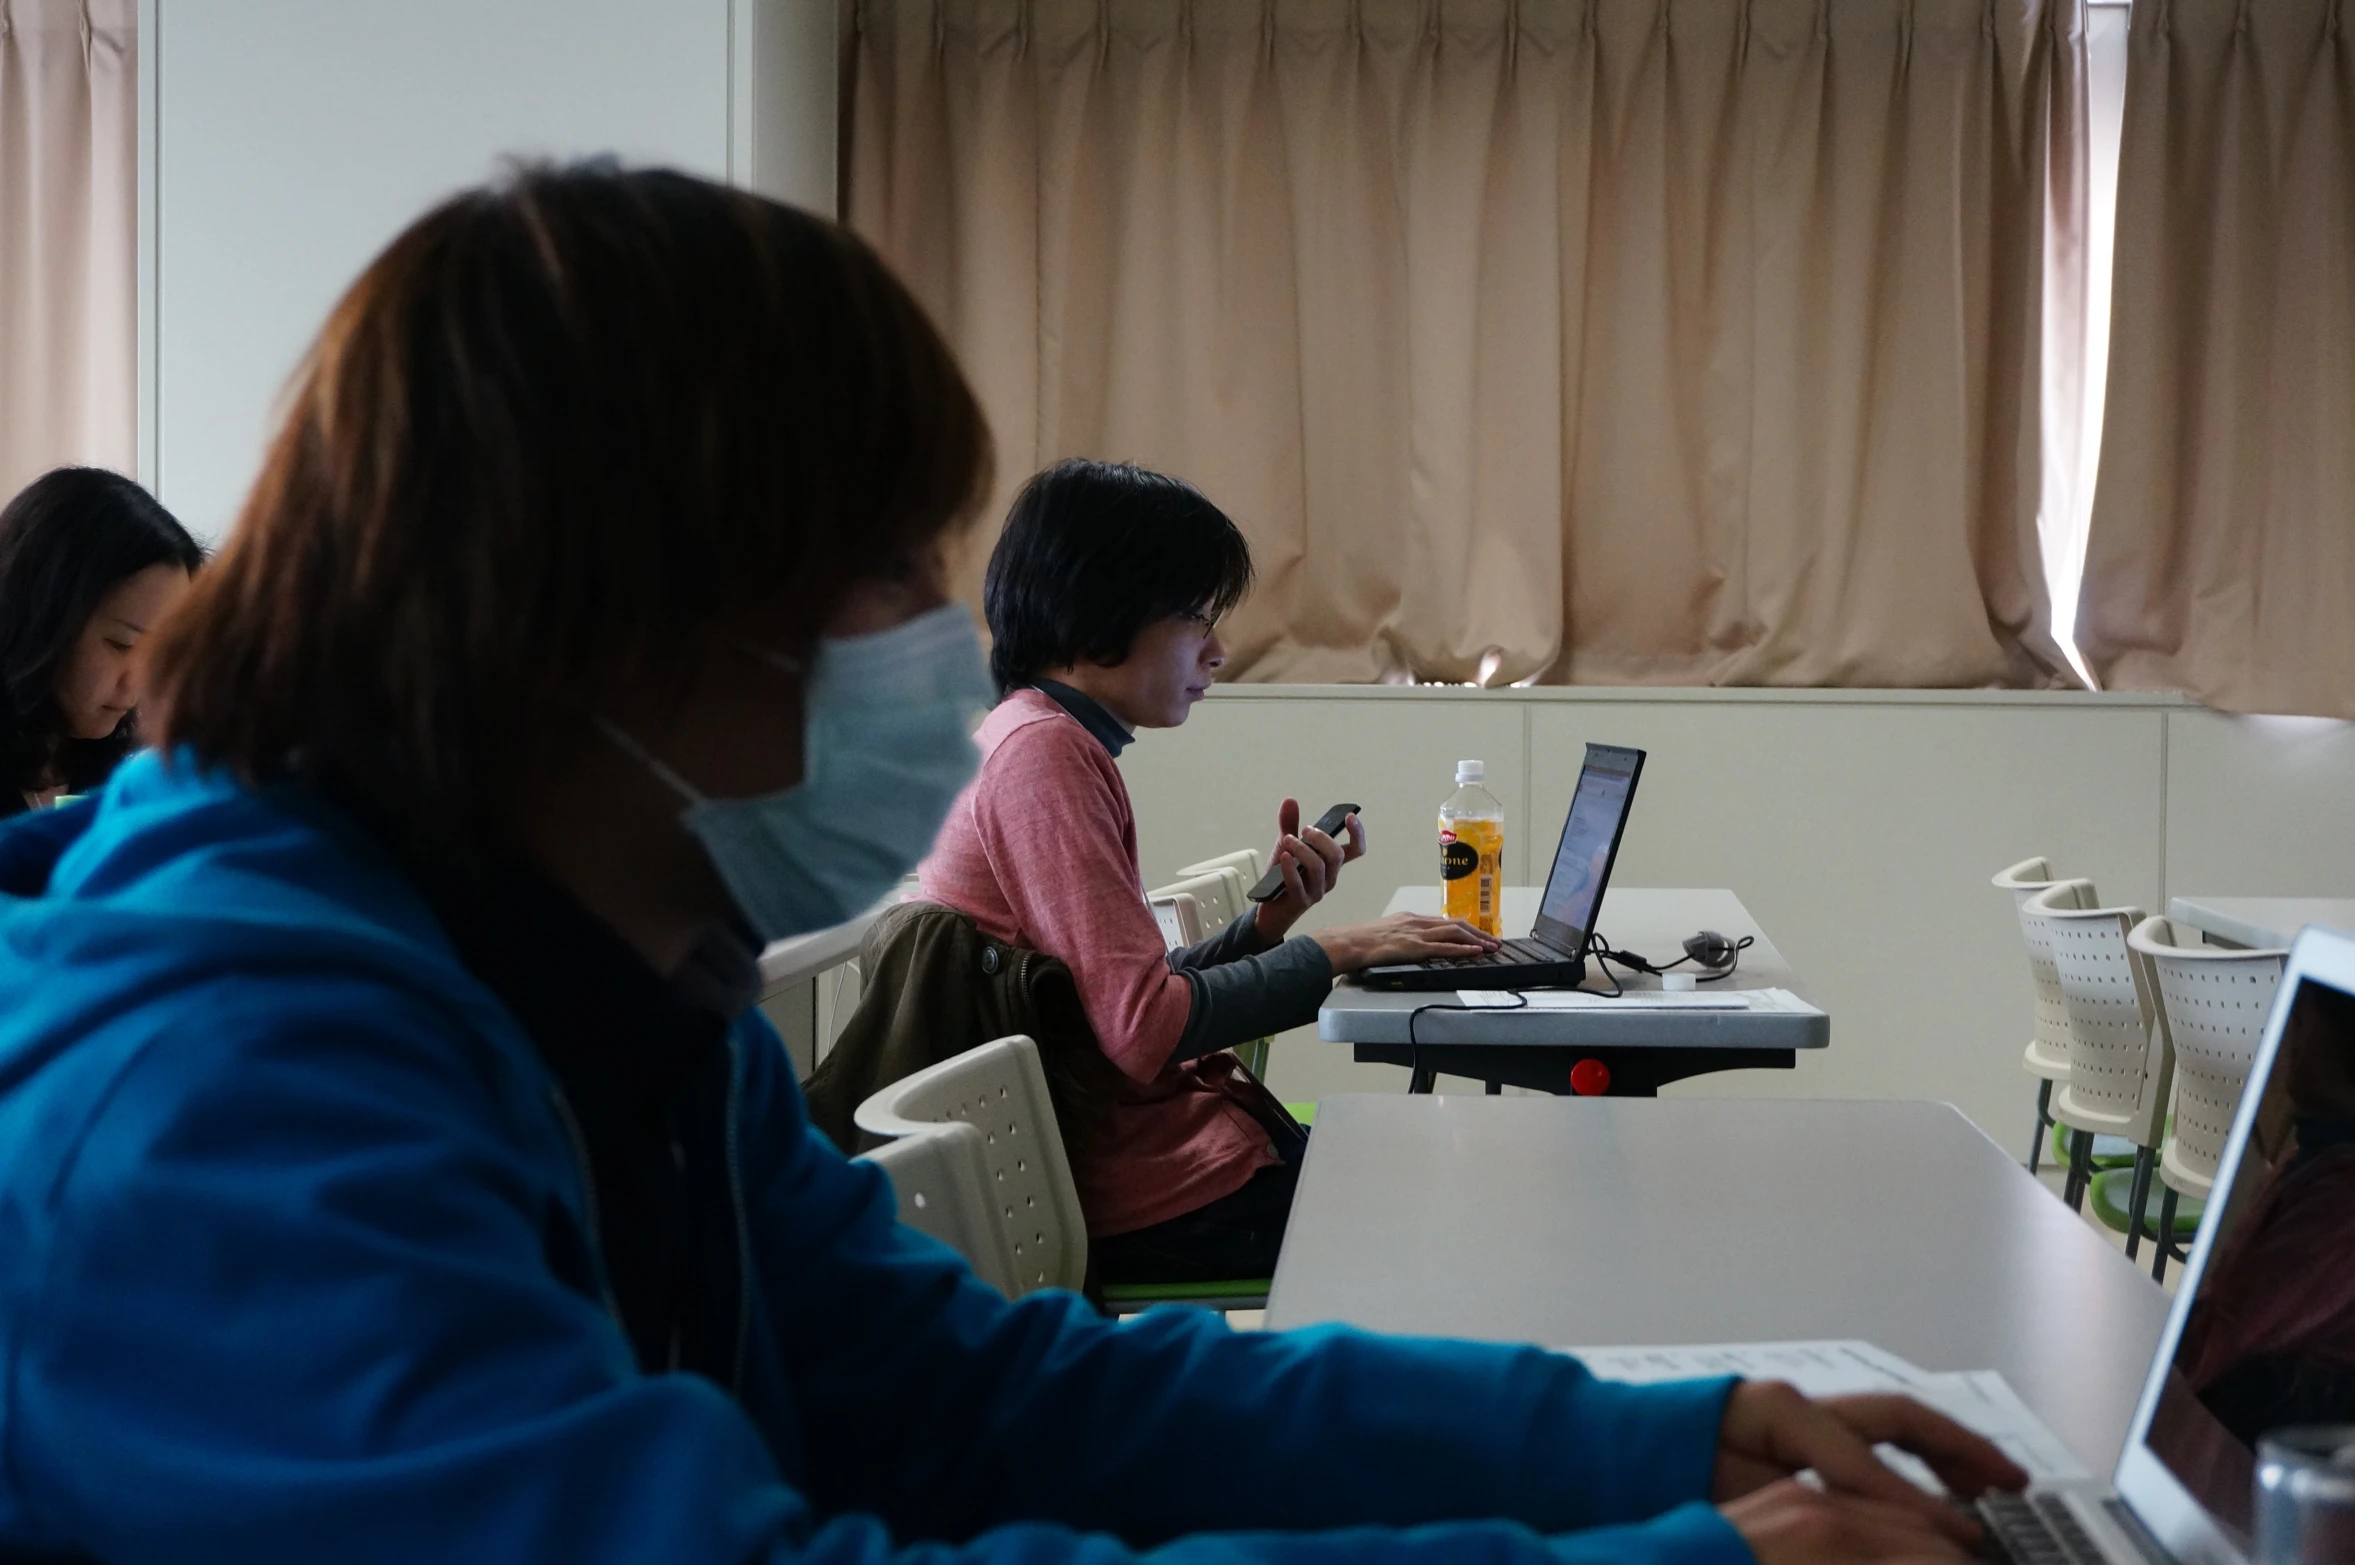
[{"left": 2043, "top": 1, "right": 2132, "bottom": 685}]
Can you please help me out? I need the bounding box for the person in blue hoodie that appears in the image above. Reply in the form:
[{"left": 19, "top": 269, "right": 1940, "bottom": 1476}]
[{"left": 0, "top": 163, "right": 2021, "bottom": 1565}]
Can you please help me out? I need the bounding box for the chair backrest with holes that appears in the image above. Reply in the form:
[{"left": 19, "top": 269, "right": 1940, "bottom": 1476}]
[
  {"left": 1177, "top": 848, "right": 1263, "bottom": 896},
  {"left": 2026, "top": 882, "right": 2170, "bottom": 1143},
  {"left": 856, "top": 1124, "right": 1023, "bottom": 1296},
  {"left": 852, "top": 1034, "right": 1087, "bottom": 1296},
  {"left": 1150, "top": 869, "right": 1245, "bottom": 937},
  {"left": 2129, "top": 915, "right": 2288, "bottom": 1188},
  {"left": 1994, "top": 860, "right": 2095, "bottom": 1066},
  {"left": 1149, "top": 891, "right": 1204, "bottom": 952}
]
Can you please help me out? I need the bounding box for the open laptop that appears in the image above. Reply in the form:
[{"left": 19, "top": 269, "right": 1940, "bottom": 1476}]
[
  {"left": 1358, "top": 743, "right": 1645, "bottom": 992},
  {"left": 1973, "top": 923, "right": 2355, "bottom": 1564}
]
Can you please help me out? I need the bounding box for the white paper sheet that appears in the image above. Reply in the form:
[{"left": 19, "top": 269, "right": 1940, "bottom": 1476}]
[
  {"left": 1558, "top": 1339, "right": 2092, "bottom": 1486},
  {"left": 1453, "top": 987, "right": 1813, "bottom": 1013}
]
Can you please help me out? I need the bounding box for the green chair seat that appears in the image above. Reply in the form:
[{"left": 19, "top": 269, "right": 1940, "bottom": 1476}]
[
  {"left": 1100, "top": 1278, "right": 1271, "bottom": 1311},
  {"left": 1286, "top": 1100, "right": 1317, "bottom": 1128},
  {"left": 2050, "top": 1121, "right": 2143, "bottom": 1170},
  {"left": 2088, "top": 1168, "right": 2203, "bottom": 1240}
]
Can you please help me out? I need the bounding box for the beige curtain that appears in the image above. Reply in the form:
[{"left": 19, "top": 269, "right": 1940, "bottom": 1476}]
[
  {"left": 0, "top": 0, "right": 139, "bottom": 502},
  {"left": 848, "top": 0, "right": 2081, "bottom": 687},
  {"left": 2076, "top": 0, "right": 2355, "bottom": 718}
]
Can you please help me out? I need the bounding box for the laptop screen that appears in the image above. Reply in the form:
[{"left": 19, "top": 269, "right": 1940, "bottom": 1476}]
[
  {"left": 1534, "top": 744, "right": 1643, "bottom": 946},
  {"left": 2140, "top": 973, "right": 2355, "bottom": 1545}
]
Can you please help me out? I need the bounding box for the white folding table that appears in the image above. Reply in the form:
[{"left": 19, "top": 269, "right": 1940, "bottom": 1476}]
[
  {"left": 2166, "top": 895, "right": 2355, "bottom": 951},
  {"left": 1267, "top": 1094, "right": 2171, "bottom": 1472},
  {"left": 1317, "top": 887, "right": 1828, "bottom": 1094}
]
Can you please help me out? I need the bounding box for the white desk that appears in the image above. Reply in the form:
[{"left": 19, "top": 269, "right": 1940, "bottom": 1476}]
[
  {"left": 2166, "top": 895, "right": 2355, "bottom": 952},
  {"left": 1268, "top": 1095, "right": 2171, "bottom": 1472},
  {"left": 1318, "top": 887, "right": 1828, "bottom": 1094}
]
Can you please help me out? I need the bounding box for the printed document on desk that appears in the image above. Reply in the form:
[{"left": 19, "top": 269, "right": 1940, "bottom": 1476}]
[
  {"left": 1558, "top": 1339, "right": 2089, "bottom": 1485},
  {"left": 1454, "top": 987, "right": 1814, "bottom": 1013}
]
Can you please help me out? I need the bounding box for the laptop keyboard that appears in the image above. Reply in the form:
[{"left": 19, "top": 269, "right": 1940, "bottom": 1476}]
[
  {"left": 1976, "top": 1492, "right": 2109, "bottom": 1565},
  {"left": 1438, "top": 939, "right": 1566, "bottom": 969}
]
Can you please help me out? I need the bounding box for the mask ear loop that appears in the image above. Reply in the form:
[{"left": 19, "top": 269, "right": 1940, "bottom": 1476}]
[{"left": 589, "top": 714, "right": 707, "bottom": 807}]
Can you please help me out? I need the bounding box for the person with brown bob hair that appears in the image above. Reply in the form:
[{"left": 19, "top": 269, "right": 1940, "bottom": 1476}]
[{"left": 0, "top": 163, "right": 2021, "bottom": 1565}]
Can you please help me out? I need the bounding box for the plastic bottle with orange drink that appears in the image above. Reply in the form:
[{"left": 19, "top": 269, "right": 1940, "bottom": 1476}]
[{"left": 1438, "top": 759, "right": 1505, "bottom": 937}]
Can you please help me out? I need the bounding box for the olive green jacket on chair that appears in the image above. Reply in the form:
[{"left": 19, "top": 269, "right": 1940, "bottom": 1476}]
[{"left": 803, "top": 900, "right": 1117, "bottom": 1172}]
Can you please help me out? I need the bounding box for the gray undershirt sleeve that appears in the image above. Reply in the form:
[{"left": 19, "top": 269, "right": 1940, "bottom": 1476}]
[
  {"left": 1168, "top": 911, "right": 1270, "bottom": 972},
  {"left": 1165, "top": 925, "right": 1336, "bottom": 1065}
]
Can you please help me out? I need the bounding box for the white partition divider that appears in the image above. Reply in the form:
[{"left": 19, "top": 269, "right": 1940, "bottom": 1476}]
[
  {"left": 140, "top": 0, "right": 837, "bottom": 535},
  {"left": 1118, "top": 687, "right": 2355, "bottom": 1141}
]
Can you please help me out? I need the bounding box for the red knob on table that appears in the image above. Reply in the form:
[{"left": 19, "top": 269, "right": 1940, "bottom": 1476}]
[{"left": 1569, "top": 1058, "right": 1611, "bottom": 1096}]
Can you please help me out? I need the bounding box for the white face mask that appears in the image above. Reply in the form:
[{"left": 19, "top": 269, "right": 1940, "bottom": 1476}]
[{"left": 599, "top": 603, "right": 992, "bottom": 942}]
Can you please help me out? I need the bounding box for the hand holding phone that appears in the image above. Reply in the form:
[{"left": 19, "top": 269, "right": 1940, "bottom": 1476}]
[{"left": 1247, "top": 802, "right": 1361, "bottom": 903}]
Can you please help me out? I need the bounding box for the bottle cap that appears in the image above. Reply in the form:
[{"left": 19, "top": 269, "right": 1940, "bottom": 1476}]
[{"left": 1455, "top": 759, "right": 1484, "bottom": 784}]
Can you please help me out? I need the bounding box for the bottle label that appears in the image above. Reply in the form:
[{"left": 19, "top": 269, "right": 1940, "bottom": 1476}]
[{"left": 1439, "top": 816, "right": 1505, "bottom": 936}]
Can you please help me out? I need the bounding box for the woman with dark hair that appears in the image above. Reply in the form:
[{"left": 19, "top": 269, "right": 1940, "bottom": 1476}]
[
  {"left": 0, "top": 165, "right": 2016, "bottom": 1565},
  {"left": 0, "top": 467, "right": 201, "bottom": 813},
  {"left": 921, "top": 459, "right": 1501, "bottom": 1286}
]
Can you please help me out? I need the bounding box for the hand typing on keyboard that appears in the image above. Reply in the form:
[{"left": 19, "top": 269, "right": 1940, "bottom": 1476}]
[
  {"left": 1307, "top": 912, "right": 1499, "bottom": 973},
  {"left": 1705, "top": 1381, "right": 2031, "bottom": 1564}
]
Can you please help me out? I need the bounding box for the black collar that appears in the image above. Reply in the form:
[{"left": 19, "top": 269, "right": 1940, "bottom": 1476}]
[
  {"left": 416, "top": 850, "right": 761, "bottom": 1058},
  {"left": 1032, "top": 679, "right": 1133, "bottom": 758}
]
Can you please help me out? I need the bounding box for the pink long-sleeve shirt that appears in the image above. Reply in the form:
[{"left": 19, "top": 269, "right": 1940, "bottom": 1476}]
[{"left": 918, "top": 688, "right": 1278, "bottom": 1236}]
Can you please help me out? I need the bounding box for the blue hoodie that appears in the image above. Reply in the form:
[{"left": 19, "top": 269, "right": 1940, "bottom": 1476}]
[{"left": 0, "top": 753, "right": 1750, "bottom": 1564}]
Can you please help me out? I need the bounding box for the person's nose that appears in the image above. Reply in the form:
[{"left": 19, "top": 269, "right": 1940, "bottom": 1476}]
[{"left": 1203, "top": 629, "right": 1227, "bottom": 670}]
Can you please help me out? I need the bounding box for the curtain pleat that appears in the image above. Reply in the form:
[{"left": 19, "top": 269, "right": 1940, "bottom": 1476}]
[
  {"left": 0, "top": 0, "right": 139, "bottom": 500},
  {"left": 2075, "top": 0, "right": 2355, "bottom": 718},
  {"left": 848, "top": 0, "right": 2079, "bottom": 688}
]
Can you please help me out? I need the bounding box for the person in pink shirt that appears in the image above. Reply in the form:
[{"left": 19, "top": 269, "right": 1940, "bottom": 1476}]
[{"left": 919, "top": 459, "right": 1497, "bottom": 1285}]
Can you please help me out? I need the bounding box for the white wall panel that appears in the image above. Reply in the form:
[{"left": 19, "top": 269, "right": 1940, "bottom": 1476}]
[
  {"left": 150, "top": 0, "right": 735, "bottom": 536},
  {"left": 2165, "top": 712, "right": 2355, "bottom": 898},
  {"left": 734, "top": 0, "right": 838, "bottom": 213}
]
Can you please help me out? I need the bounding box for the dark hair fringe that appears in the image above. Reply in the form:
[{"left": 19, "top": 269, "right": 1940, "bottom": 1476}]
[{"left": 981, "top": 459, "right": 1253, "bottom": 696}]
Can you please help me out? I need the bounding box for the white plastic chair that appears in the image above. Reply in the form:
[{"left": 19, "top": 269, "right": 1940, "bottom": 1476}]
[
  {"left": 2023, "top": 882, "right": 2172, "bottom": 1244},
  {"left": 1176, "top": 848, "right": 1264, "bottom": 905},
  {"left": 1993, "top": 858, "right": 2095, "bottom": 1172},
  {"left": 1149, "top": 890, "right": 1205, "bottom": 952},
  {"left": 1152, "top": 859, "right": 1274, "bottom": 1078},
  {"left": 1153, "top": 866, "right": 1250, "bottom": 938},
  {"left": 852, "top": 1035, "right": 1087, "bottom": 1299},
  {"left": 2127, "top": 915, "right": 2287, "bottom": 1281}
]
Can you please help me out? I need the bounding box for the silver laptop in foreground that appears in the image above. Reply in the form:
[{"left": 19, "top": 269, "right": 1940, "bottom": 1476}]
[{"left": 1980, "top": 923, "right": 2355, "bottom": 1564}]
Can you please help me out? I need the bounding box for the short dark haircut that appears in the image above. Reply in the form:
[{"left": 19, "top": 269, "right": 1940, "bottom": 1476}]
[
  {"left": 982, "top": 459, "right": 1253, "bottom": 695},
  {"left": 0, "top": 467, "right": 202, "bottom": 796},
  {"left": 149, "top": 162, "right": 990, "bottom": 852}
]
